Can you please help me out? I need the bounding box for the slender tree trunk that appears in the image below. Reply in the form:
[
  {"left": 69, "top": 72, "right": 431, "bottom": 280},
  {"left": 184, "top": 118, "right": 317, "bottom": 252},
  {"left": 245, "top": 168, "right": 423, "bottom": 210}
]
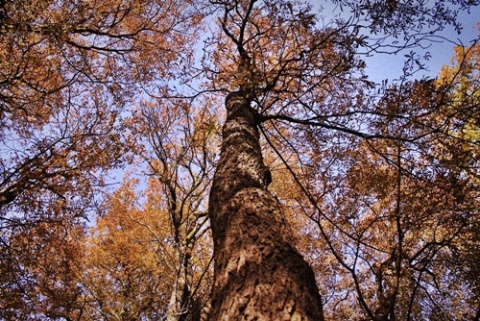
[
  {"left": 166, "top": 222, "right": 201, "bottom": 321},
  {"left": 208, "top": 91, "right": 324, "bottom": 321},
  {"left": 166, "top": 244, "right": 191, "bottom": 321}
]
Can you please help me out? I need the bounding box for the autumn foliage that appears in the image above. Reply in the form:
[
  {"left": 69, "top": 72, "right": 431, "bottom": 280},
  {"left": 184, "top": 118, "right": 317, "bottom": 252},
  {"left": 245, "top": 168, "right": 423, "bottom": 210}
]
[{"left": 1, "top": 0, "right": 479, "bottom": 320}]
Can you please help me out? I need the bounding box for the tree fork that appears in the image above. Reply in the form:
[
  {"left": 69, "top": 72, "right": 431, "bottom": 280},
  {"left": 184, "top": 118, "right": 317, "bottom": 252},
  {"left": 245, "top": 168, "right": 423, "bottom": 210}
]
[{"left": 208, "top": 91, "right": 324, "bottom": 321}]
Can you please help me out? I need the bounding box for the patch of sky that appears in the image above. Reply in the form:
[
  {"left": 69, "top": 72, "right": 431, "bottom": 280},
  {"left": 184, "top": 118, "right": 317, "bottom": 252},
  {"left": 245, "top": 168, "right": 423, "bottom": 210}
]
[{"left": 311, "top": 0, "right": 480, "bottom": 83}]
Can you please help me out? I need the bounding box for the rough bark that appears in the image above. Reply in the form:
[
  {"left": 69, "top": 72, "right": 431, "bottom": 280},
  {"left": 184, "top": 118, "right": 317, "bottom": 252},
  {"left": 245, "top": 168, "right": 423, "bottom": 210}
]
[{"left": 208, "top": 91, "right": 324, "bottom": 321}]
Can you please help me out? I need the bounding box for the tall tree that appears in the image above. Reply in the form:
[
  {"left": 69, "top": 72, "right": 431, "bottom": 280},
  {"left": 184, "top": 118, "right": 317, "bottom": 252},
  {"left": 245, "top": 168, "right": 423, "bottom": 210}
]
[
  {"left": 208, "top": 92, "right": 325, "bottom": 320},
  {"left": 196, "top": 0, "right": 480, "bottom": 320}
]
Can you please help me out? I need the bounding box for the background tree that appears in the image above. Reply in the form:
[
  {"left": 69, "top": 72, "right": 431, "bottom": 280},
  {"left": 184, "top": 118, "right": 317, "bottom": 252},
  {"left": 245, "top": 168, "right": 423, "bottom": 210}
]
[
  {"left": 79, "top": 179, "right": 176, "bottom": 321},
  {"left": 128, "top": 96, "right": 218, "bottom": 321},
  {"left": 0, "top": 0, "right": 199, "bottom": 319},
  {"left": 78, "top": 173, "right": 214, "bottom": 321},
  {"left": 268, "top": 38, "right": 480, "bottom": 321},
  {"left": 41, "top": 95, "right": 219, "bottom": 320},
  {"left": 0, "top": 221, "right": 85, "bottom": 320},
  {"left": 0, "top": 0, "right": 197, "bottom": 216}
]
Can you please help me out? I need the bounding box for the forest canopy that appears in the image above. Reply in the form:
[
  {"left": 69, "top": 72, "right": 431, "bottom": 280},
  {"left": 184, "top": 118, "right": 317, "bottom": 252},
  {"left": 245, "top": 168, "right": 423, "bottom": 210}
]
[{"left": 0, "top": 0, "right": 479, "bottom": 320}]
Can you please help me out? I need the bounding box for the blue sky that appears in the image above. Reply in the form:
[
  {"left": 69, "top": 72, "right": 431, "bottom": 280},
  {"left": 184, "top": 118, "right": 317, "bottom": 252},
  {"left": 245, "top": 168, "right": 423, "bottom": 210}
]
[
  {"left": 365, "top": 11, "right": 479, "bottom": 82},
  {"left": 313, "top": 1, "right": 480, "bottom": 82}
]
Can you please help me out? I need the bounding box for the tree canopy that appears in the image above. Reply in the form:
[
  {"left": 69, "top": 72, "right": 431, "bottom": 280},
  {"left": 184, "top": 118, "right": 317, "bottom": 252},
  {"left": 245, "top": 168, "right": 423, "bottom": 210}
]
[{"left": 1, "top": 0, "right": 479, "bottom": 320}]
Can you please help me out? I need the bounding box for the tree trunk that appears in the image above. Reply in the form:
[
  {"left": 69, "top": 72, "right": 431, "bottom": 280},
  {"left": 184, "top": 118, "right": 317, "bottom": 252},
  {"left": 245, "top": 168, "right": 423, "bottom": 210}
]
[
  {"left": 208, "top": 91, "right": 324, "bottom": 321},
  {"left": 166, "top": 244, "right": 193, "bottom": 321},
  {"left": 166, "top": 217, "right": 201, "bottom": 321}
]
